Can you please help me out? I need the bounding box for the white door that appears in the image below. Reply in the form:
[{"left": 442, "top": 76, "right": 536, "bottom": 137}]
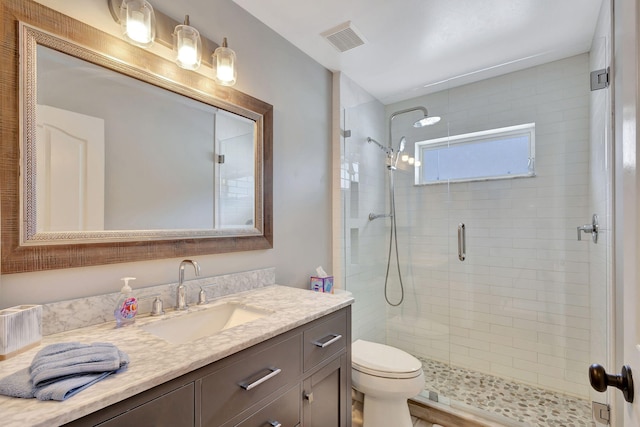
[
  {"left": 618, "top": 67, "right": 640, "bottom": 424},
  {"left": 612, "top": 0, "right": 640, "bottom": 424},
  {"left": 621, "top": 245, "right": 640, "bottom": 425},
  {"left": 35, "top": 105, "right": 105, "bottom": 232},
  {"left": 617, "top": 100, "right": 640, "bottom": 426}
]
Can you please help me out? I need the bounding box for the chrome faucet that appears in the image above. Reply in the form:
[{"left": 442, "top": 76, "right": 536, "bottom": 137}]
[{"left": 176, "top": 259, "right": 201, "bottom": 310}]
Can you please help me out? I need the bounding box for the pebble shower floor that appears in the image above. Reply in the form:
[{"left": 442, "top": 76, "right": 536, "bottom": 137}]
[{"left": 417, "top": 357, "right": 595, "bottom": 426}]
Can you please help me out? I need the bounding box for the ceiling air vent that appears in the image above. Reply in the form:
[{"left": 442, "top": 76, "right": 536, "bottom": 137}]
[{"left": 321, "top": 21, "right": 366, "bottom": 53}]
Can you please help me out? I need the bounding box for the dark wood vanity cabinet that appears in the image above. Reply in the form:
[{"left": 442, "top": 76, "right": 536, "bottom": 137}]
[
  {"left": 65, "top": 306, "right": 351, "bottom": 427},
  {"left": 300, "top": 308, "right": 350, "bottom": 427}
]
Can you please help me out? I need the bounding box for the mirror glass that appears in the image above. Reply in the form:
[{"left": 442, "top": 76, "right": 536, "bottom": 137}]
[{"left": 35, "top": 45, "right": 256, "bottom": 234}]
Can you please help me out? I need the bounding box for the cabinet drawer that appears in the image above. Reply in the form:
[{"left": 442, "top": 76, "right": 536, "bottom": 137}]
[
  {"left": 96, "top": 383, "right": 194, "bottom": 427},
  {"left": 303, "top": 310, "right": 347, "bottom": 371},
  {"left": 235, "top": 384, "right": 300, "bottom": 427},
  {"left": 201, "top": 334, "right": 302, "bottom": 427}
]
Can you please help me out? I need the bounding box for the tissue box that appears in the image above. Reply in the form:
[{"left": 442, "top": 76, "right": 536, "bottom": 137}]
[
  {"left": 0, "top": 305, "right": 42, "bottom": 360},
  {"left": 310, "top": 276, "right": 334, "bottom": 293}
]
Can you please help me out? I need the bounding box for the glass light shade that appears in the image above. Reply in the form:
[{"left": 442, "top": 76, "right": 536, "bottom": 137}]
[
  {"left": 120, "top": 0, "right": 155, "bottom": 48},
  {"left": 174, "top": 23, "right": 202, "bottom": 70},
  {"left": 401, "top": 154, "right": 409, "bottom": 162},
  {"left": 408, "top": 157, "right": 415, "bottom": 165},
  {"left": 414, "top": 160, "right": 422, "bottom": 167},
  {"left": 214, "top": 38, "right": 237, "bottom": 86}
]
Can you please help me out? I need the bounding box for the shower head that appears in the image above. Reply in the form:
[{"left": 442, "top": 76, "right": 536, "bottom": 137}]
[
  {"left": 413, "top": 115, "right": 441, "bottom": 127},
  {"left": 388, "top": 106, "right": 440, "bottom": 158},
  {"left": 390, "top": 106, "right": 441, "bottom": 128}
]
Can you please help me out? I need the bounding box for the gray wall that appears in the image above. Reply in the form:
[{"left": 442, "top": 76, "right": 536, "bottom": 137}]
[{"left": 0, "top": 0, "right": 332, "bottom": 307}]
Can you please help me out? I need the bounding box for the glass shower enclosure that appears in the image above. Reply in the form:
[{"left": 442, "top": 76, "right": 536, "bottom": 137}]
[{"left": 339, "top": 28, "right": 612, "bottom": 426}]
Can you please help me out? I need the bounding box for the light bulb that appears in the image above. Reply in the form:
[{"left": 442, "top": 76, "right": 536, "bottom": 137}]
[
  {"left": 217, "top": 62, "right": 234, "bottom": 82},
  {"left": 408, "top": 157, "right": 415, "bottom": 165},
  {"left": 127, "top": 11, "right": 149, "bottom": 43},
  {"left": 178, "top": 40, "right": 197, "bottom": 65},
  {"left": 414, "top": 160, "right": 422, "bottom": 167},
  {"left": 401, "top": 154, "right": 409, "bottom": 162}
]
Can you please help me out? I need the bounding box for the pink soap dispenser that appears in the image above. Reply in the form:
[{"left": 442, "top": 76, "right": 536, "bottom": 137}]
[{"left": 114, "top": 277, "right": 138, "bottom": 327}]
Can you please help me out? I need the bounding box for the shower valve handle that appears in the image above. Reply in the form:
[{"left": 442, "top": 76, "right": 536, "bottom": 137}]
[
  {"left": 589, "top": 364, "right": 634, "bottom": 403},
  {"left": 577, "top": 214, "right": 599, "bottom": 243}
]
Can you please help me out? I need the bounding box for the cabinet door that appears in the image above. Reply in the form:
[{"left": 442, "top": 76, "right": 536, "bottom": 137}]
[
  {"left": 95, "top": 383, "right": 194, "bottom": 427},
  {"left": 302, "top": 355, "right": 349, "bottom": 427}
]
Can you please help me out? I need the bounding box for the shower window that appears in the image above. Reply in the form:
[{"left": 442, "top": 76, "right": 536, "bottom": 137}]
[{"left": 414, "top": 123, "right": 535, "bottom": 185}]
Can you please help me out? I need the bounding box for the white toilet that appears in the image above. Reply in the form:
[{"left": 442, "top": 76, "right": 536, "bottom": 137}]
[{"left": 351, "top": 339, "right": 425, "bottom": 427}]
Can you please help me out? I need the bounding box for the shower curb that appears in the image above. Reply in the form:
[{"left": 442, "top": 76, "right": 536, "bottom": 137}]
[{"left": 408, "top": 398, "right": 518, "bottom": 427}]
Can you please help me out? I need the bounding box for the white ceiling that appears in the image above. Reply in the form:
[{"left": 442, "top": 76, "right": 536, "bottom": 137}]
[{"left": 232, "top": 0, "right": 605, "bottom": 105}]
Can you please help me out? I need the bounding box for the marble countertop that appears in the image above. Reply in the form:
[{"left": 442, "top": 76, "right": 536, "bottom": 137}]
[{"left": 0, "top": 285, "right": 354, "bottom": 426}]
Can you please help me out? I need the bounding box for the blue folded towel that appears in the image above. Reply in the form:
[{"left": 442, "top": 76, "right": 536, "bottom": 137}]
[
  {"left": 0, "top": 342, "right": 129, "bottom": 401},
  {"left": 0, "top": 368, "right": 35, "bottom": 399}
]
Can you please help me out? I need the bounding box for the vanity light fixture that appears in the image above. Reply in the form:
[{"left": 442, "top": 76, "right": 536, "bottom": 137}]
[
  {"left": 214, "top": 38, "right": 237, "bottom": 86},
  {"left": 119, "top": 0, "right": 156, "bottom": 48},
  {"left": 107, "top": 0, "right": 237, "bottom": 85},
  {"left": 174, "top": 15, "right": 202, "bottom": 70}
]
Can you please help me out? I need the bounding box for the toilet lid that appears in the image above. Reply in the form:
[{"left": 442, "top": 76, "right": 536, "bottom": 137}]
[{"left": 352, "top": 339, "right": 423, "bottom": 379}]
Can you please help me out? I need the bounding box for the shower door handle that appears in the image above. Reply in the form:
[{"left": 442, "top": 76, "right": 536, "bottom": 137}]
[{"left": 458, "top": 223, "right": 466, "bottom": 261}]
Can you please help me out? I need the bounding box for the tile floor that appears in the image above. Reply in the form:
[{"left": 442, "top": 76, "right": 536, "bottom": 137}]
[{"left": 417, "top": 357, "right": 595, "bottom": 427}]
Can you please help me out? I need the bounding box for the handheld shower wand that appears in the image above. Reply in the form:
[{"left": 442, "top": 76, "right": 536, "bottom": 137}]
[
  {"left": 387, "top": 136, "right": 406, "bottom": 170},
  {"left": 394, "top": 136, "right": 406, "bottom": 169}
]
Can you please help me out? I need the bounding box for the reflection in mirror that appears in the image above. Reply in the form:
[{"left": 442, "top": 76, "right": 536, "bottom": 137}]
[
  {"left": 1, "top": 0, "right": 272, "bottom": 274},
  {"left": 36, "top": 45, "right": 256, "bottom": 233},
  {"left": 36, "top": 46, "right": 255, "bottom": 233}
]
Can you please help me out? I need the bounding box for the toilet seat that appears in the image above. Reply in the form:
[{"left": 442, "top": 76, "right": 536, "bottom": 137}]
[{"left": 352, "top": 339, "right": 423, "bottom": 379}]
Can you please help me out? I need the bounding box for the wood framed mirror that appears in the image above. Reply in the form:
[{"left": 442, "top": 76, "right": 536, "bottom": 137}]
[{"left": 0, "top": 0, "right": 273, "bottom": 273}]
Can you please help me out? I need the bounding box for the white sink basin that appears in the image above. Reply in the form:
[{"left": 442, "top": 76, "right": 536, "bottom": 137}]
[{"left": 140, "top": 302, "right": 273, "bottom": 345}]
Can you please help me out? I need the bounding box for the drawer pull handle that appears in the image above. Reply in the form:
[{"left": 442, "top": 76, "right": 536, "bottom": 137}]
[
  {"left": 268, "top": 422, "right": 282, "bottom": 427},
  {"left": 313, "top": 334, "right": 342, "bottom": 348},
  {"left": 239, "top": 367, "right": 282, "bottom": 391}
]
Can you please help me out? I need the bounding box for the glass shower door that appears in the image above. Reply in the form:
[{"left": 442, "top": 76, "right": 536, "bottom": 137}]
[{"left": 439, "top": 43, "right": 612, "bottom": 425}]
